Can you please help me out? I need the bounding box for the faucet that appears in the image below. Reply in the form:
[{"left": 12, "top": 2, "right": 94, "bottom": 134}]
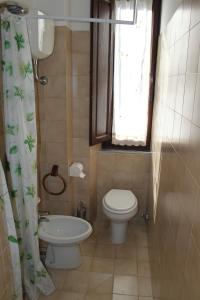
[
  {"left": 38, "top": 211, "right": 50, "bottom": 224},
  {"left": 39, "top": 216, "right": 50, "bottom": 224}
]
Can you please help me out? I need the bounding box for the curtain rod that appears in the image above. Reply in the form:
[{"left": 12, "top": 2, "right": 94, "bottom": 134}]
[{"left": 26, "top": 15, "right": 136, "bottom": 25}]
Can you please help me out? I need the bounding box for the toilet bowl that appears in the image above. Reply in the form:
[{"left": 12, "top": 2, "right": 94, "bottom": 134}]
[
  {"left": 39, "top": 215, "right": 92, "bottom": 269},
  {"left": 103, "top": 189, "right": 138, "bottom": 244}
]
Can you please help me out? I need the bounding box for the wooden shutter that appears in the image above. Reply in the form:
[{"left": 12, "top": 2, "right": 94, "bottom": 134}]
[{"left": 90, "top": 0, "right": 115, "bottom": 146}]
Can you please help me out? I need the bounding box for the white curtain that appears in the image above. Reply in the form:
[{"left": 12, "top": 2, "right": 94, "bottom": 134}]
[
  {"left": 112, "top": 0, "right": 153, "bottom": 146},
  {"left": 1, "top": 11, "right": 55, "bottom": 299}
]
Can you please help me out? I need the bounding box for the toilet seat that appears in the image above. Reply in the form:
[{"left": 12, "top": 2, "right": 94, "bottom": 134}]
[{"left": 103, "top": 189, "right": 138, "bottom": 213}]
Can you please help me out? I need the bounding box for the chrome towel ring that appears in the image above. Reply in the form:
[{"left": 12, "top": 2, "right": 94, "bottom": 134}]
[{"left": 42, "top": 165, "right": 67, "bottom": 196}]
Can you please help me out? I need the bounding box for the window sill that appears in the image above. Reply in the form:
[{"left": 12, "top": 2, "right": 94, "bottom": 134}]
[
  {"left": 100, "top": 148, "right": 151, "bottom": 155},
  {"left": 102, "top": 142, "right": 151, "bottom": 153}
]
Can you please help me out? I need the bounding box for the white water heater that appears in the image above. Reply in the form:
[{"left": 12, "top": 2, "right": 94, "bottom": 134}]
[{"left": 27, "top": 10, "right": 55, "bottom": 60}]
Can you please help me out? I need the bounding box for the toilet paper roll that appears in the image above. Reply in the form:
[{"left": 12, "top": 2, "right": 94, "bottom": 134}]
[{"left": 69, "top": 162, "right": 86, "bottom": 178}]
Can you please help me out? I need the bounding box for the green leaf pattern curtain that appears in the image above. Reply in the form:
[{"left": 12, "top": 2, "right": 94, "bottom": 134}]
[
  {"left": 1, "top": 11, "right": 55, "bottom": 299},
  {"left": 0, "top": 160, "right": 23, "bottom": 300}
]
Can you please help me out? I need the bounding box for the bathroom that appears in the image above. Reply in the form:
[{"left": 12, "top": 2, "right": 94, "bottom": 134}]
[{"left": 0, "top": 0, "right": 200, "bottom": 299}]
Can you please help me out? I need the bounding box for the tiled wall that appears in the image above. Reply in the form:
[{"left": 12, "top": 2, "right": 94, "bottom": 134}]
[
  {"left": 148, "top": 0, "right": 200, "bottom": 299},
  {"left": 71, "top": 31, "right": 91, "bottom": 217},
  {"left": 97, "top": 151, "right": 151, "bottom": 220},
  {"left": 72, "top": 31, "right": 99, "bottom": 222},
  {"left": 0, "top": 34, "right": 14, "bottom": 300},
  {"left": 38, "top": 26, "right": 74, "bottom": 215}
]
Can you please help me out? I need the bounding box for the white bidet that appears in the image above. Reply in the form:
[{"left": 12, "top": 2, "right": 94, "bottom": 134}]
[{"left": 39, "top": 215, "right": 92, "bottom": 269}]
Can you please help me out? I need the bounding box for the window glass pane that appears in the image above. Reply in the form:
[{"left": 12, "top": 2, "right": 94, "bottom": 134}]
[{"left": 112, "top": 0, "right": 153, "bottom": 146}]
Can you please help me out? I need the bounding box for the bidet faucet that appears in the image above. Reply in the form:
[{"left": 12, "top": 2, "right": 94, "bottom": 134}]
[{"left": 38, "top": 216, "right": 50, "bottom": 224}]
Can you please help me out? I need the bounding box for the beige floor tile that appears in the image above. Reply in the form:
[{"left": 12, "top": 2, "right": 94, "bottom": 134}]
[
  {"left": 39, "top": 291, "right": 61, "bottom": 300},
  {"left": 126, "top": 232, "right": 138, "bottom": 245},
  {"left": 138, "top": 262, "right": 151, "bottom": 277},
  {"left": 113, "top": 276, "right": 138, "bottom": 296},
  {"left": 39, "top": 291, "right": 85, "bottom": 300},
  {"left": 85, "top": 293, "right": 112, "bottom": 300},
  {"left": 63, "top": 271, "right": 89, "bottom": 293},
  {"left": 116, "top": 245, "right": 137, "bottom": 259},
  {"left": 114, "top": 259, "right": 137, "bottom": 276},
  {"left": 91, "top": 258, "right": 114, "bottom": 273},
  {"left": 97, "top": 231, "right": 112, "bottom": 244},
  {"left": 78, "top": 256, "right": 93, "bottom": 272},
  {"left": 85, "top": 232, "right": 97, "bottom": 244},
  {"left": 47, "top": 269, "right": 66, "bottom": 290},
  {"left": 94, "top": 244, "right": 116, "bottom": 258},
  {"left": 139, "top": 297, "right": 153, "bottom": 300},
  {"left": 88, "top": 272, "right": 113, "bottom": 294},
  {"left": 80, "top": 243, "right": 96, "bottom": 256},
  {"left": 59, "top": 292, "right": 85, "bottom": 300},
  {"left": 138, "top": 278, "right": 152, "bottom": 297},
  {"left": 136, "top": 234, "right": 148, "bottom": 248},
  {"left": 137, "top": 248, "right": 149, "bottom": 262},
  {"left": 112, "top": 294, "right": 138, "bottom": 299}
]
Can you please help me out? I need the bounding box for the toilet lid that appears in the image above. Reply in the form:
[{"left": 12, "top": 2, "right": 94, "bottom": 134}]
[{"left": 104, "top": 189, "right": 137, "bottom": 212}]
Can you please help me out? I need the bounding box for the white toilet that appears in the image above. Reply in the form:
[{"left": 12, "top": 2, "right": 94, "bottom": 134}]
[
  {"left": 39, "top": 215, "right": 92, "bottom": 269},
  {"left": 103, "top": 189, "right": 138, "bottom": 244}
]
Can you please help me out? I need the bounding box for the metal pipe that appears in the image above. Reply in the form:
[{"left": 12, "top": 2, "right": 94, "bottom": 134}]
[{"left": 33, "top": 59, "right": 48, "bottom": 86}]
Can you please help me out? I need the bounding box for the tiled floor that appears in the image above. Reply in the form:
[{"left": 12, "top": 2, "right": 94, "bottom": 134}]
[{"left": 39, "top": 219, "right": 152, "bottom": 300}]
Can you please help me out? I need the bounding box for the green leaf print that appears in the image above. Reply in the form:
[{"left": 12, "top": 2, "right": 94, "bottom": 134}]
[
  {"left": 8, "top": 235, "right": 18, "bottom": 244},
  {"left": 1, "top": 20, "right": 10, "bottom": 32},
  {"left": 6, "top": 124, "right": 18, "bottom": 136},
  {"left": 8, "top": 236, "right": 22, "bottom": 245},
  {"left": 15, "top": 33, "right": 25, "bottom": 51},
  {"left": 36, "top": 269, "right": 47, "bottom": 278},
  {"left": 5, "top": 89, "right": 9, "bottom": 99},
  {"left": 14, "top": 219, "right": 21, "bottom": 229},
  {"left": 34, "top": 227, "right": 38, "bottom": 236},
  {"left": 32, "top": 161, "right": 37, "bottom": 174},
  {"left": 26, "top": 112, "right": 35, "bottom": 122},
  {"left": 30, "top": 278, "right": 35, "bottom": 285},
  {"left": 25, "top": 219, "right": 29, "bottom": 228},
  {"left": 9, "top": 145, "right": 18, "bottom": 155},
  {"left": 4, "top": 40, "right": 11, "bottom": 49},
  {"left": 20, "top": 252, "right": 24, "bottom": 262},
  {"left": 1, "top": 60, "right": 5, "bottom": 72},
  {"left": 24, "top": 135, "right": 35, "bottom": 152},
  {"left": 5, "top": 62, "right": 13, "bottom": 76},
  {"left": 26, "top": 253, "right": 33, "bottom": 260},
  {"left": 12, "top": 293, "right": 18, "bottom": 300},
  {"left": 20, "top": 62, "right": 33, "bottom": 78},
  {"left": 26, "top": 186, "right": 36, "bottom": 198},
  {"left": 14, "top": 86, "right": 24, "bottom": 100},
  {"left": 10, "top": 190, "right": 17, "bottom": 200},
  {"left": 15, "top": 163, "right": 22, "bottom": 176},
  {"left": 17, "top": 237, "right": 22, "bottom": 245},
  {"left": 0, "top": 196, "right": 4, "bottom": 209}
]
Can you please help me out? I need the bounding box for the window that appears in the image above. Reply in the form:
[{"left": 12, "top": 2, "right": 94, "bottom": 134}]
[{"left": 90, "top": 0, "right": 161, "bottom": 150}]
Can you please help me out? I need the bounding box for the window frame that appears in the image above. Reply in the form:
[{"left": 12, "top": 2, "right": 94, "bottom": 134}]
[{"left": 103, "top": 0, "right": 162, "bottom": 151}]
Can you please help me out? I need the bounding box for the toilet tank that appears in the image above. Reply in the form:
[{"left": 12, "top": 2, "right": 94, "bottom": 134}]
[{"left": 27, "top": 10, "right": 55, "bottom": 59}]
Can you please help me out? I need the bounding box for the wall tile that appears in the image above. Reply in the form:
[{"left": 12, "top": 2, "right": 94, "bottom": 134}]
[
  {"left": 182, "top": 73, "right": 197, "bottom": 121},
  {"left": 187, "top": 22, "right": 200, "bottom": 73},
  {"left": 149, "top": 2, "right": 200, "bottom": 299}
]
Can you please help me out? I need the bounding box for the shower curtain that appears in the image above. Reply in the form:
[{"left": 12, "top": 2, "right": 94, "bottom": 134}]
[
  {"left": 1, "top": 11, "right": 55, "bottom": 299},
  {"left": 0, "top": 160, "right": 23, "bottom": 300}
]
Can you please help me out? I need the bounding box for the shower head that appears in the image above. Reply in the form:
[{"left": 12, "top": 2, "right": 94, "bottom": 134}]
[
  {"left": 0, "top": 2, "right": 28, "bottom": 15},
  {"left": 7, "top": 4, "right": 27, "bottom": 15}
]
